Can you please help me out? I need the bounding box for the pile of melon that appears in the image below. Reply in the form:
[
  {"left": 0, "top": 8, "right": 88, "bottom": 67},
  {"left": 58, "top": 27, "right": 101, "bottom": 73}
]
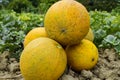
[{"left": 20, "top": 0, "right": 99, "bottom": 80}]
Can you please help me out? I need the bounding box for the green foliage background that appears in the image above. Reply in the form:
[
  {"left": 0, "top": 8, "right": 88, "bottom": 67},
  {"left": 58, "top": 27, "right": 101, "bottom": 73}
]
[
  {"left": 0, "top": 10, "right": 44, "bottom": 59},
  {"left": 90, "top": 10, "right": 120, "bottom": 54},
  {"left": 0, "top": 0, "right": 120, "bottom": 13}
]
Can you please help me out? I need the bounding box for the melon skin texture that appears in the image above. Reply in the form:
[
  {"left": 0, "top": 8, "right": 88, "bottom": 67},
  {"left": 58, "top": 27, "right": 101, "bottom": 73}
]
[
  {"left": 66, "top": 39, "right": 98, "bottom": 71},
  {"left": 20, "top": 37, "right": 67, "bottom": 80},
  {"left": 23, "top": 27, "right": 47, "bottom": 47},
  {"left": 84, "top": 28, "right": 94, "bottom": 42},
  {"left": 44, "top": 0, "right": 90, "bottom": 46}
]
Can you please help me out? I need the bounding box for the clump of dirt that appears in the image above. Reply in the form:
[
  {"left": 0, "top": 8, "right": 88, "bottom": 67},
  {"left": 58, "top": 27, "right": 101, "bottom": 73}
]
[
  {"left": 0, "top": 49, "right": 120, "bottom": 80},
  {"left": 0, "top": 51, "right": 22, "bottom": 80}
]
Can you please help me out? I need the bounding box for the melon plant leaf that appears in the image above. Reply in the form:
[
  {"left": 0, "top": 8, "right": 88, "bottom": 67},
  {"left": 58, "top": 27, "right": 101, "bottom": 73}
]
[
  {"left": 104, "top": 35, "right": 119, "bottom": 46},
  {"left": 0, "top": 10, "right": 44, "bottom": 59},
  {"left": 95, "top": 29, "right": 106, "bottom": 39},
  {"left": 115, "top": 32, "right": 120, "bottom": 38},
  {"left": 90, "top": 10, "right": 120, "bottom": 55},
  {"left": 114, "top": 45, "right": 120, "bottom": 55}
]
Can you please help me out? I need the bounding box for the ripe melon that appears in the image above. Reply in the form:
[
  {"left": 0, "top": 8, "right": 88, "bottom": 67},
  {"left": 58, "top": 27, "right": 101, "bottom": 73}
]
[
  {"left": 23, "top": 27, "right": 47, "bottom": 47},
  {"left": 44, "top": 0, "right": 90, "bottom": 46},
  {"left": 84, "top": 28, "right": 94, "bottom": 41},
  {"left": 66, "top": 39, "right": 98, "bottom": 71},
  {"left": 20, "top": 37, "right": 67, "bottom": 80}
]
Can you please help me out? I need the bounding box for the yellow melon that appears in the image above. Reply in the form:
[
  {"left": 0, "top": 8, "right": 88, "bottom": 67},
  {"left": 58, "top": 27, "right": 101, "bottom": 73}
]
[
  {"left": 44, "top": 0, "right": 90, "bottom": 46},
  {"left": 20, "top": 37, "right": 67, "bottom": 80},
  {"left": 66, "top": 39, "right": 98, "bottom": 71},
  {"left": 84, "top": 28, "right": 94, "bottom": 41},
  {"left": 23, "top": 27, "right": 47, "bottom": 47}
]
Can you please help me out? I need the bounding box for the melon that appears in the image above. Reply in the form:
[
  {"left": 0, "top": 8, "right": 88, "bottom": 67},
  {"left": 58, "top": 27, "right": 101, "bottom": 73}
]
[
  {"left": 66, "top": 39, "right": 98, "bottom": 71},
  {"left": 20, "top": 37, "right": 67, "bottom": 80},
  {"left": 44, "top": 0, "right": 90, "bottom": 46},
  {"left": 84, "top": 28, "right": 94, "bottom": 42},
  {"left": 23, "top": 27, "right": 47, "bottom": 47}
]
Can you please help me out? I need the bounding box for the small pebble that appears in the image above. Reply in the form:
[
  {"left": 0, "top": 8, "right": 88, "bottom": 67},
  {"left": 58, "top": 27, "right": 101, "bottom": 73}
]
[
  {"left": 61, "top": 75, "right": 78, "bottom": 80},
  {"left": 81, "top": 70, "right": 93, "bottom": 78}
]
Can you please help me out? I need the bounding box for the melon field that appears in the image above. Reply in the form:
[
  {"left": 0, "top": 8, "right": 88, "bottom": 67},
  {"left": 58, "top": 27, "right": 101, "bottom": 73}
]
[{"left": 0, "top": 0, "right": 120, "bottom": 80}]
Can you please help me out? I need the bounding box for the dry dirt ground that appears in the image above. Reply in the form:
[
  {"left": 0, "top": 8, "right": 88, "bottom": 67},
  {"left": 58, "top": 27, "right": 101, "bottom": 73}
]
[{"left": 0, "top": 48, "right": 120, "bottom": 80}]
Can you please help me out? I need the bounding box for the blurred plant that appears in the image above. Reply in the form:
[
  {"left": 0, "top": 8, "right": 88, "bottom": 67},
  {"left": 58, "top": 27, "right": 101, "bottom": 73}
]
[
  {"left": 0, "top": 10, "right": 44, "bottom": 59},
  {"left": 7, "top": 0, "right": 34, "bottom": 13},
  {"left": 90, "top": 10, "right": 120, "bottom": 55},
  {"left": 78, "top": 0, "right": 120, "bottom": 11},
  {"left": 0, "top": 0, "right": 9, "bottom": 8},
  {"left": 1, "top": 0, "right": 120, "bottom": 13}
]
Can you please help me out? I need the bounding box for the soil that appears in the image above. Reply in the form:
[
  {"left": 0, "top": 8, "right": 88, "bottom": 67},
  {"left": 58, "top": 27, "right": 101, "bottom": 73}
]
[{"left": 0, "top": 48, "right": 120, "bottom": 80}]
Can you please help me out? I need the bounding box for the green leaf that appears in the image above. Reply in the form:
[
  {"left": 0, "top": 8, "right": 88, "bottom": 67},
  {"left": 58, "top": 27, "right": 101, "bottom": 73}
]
[
  {"left": 115, "top": 32, "right": 120, "bottom": 38},
  {"left": 0, "top": 10, "right": 44, "bottom": 59},
  {"left": 104, "top": 35, "right": 119, "bottom": 46},
  {"left": 114, "top": 45, "right": 120, "bottom": 55}
]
